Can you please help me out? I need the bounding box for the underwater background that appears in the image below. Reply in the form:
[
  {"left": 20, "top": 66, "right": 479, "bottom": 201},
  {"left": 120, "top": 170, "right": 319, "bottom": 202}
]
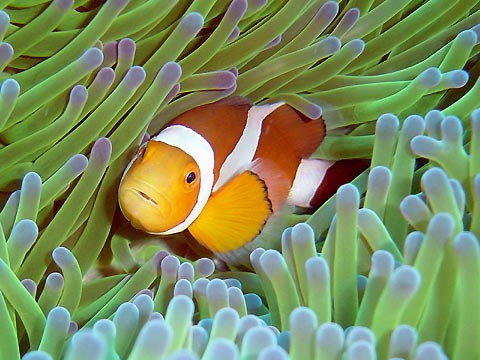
[{"left": 0, "top": 0, "right": 479, "bottom": 359}]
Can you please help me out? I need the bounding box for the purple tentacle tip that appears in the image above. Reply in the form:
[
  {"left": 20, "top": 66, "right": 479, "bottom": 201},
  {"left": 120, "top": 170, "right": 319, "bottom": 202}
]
[
  {"left": 441, "top": 115, "right": 463, "bottom": 143},
  {"left": 12, "top": 219, "right": 38, "bottom": 246},
  {"left": 291, "top": 222, "right": 315, "bottom": 244},
  {"left": 213, "top": 71, "right": 237, "bottom": 89},
  {"left": 66, "top": 154, "right": 89, "bottom": 175},
  {"left": 0, "top": 11, "right": 9, "bottom": 27},
  {"left": 55, "top": 0, "right": 74, "bottom": 11},
  {"left": 125, "top": 66, "right": 146, "bottom": 89},
  {"left": 414, "top": 342, "right": 444, "bottom": 359},
  {"left": 318, "top": 1, "right": 339, "bottom": 22},
  {"left": 368, "top": 166, "right": 391, "bottom": 187},
  {"left": 70, "top": 85, "right": 88, "bottom": 105},
  {"left": 52, "top": 247, "right": 74, "bottom": 267},
  {"left": 472, "top": 108, "right": 480, "bottom": 125},
  {"left": 228, "top": 26, "right": 241, "bottom": 42},
  {"left": 445, "top": 70, "right": 468, "bottom": 88},
  {"left": 265, "top": 35, "right": 282, "bottom": 50},
  {"left": 403, "top": 115, "right": 425, "bottom": 137},
  {"left": 160, "top": 255, "right": 180, "bottom": 276},
  {"left": 152, "top": 250, "right": 170, "bottom": 270},
  {"left": 377, "top": 113, "right": 399, "bottom": 133},
  {"left": 196, "top": 257, "right": 215, "bottom": 277},
  {"left": 206, "top": 278, "right": 228, "bottom": 298},
  {"left": 470, "top": 24, "right": 480, "bottom": 43},
  {"left": 91, "top": 137, "right": 112, "bottom": 164},
  {"left": 111, "top": 0, "right": 129, "bottom": 10},
  {"left": 46, "top": 272, "right": 64, "bottom": 289},
  {"left": 48, "top": 306, "right": 70, "bottom": 325},
  {"left": 371, "top": 250, "right": 394, "bottom": 277},
  {"left": 102, "top": 41, "right": 118, "bottom": 63},
  {"left": 228, "top": 0, "right": 248, "bottom": 19},
  {"left": 337, "top": 7, "right": 360, "bottom": 35},
  {"left": 347, "top": 39, "right": 365, "bottom": 55},
  {"left": 22, "top": 171, "right": 42, "bottom": 192},
  {"left": 96, "top": 67, "right": 116, "bottom": 86},
  {"left": 174, "top": 279, "right": 193, "bottom": 297},
  {"left": 80, "top": 48, "right": 104, "bottom": 70},
  {"left": 118, "top": 38, "right": 136, "bottom": 58},
  {"left": 336, "top": 183, "right": 360, "bottom": 210},
  {"left": 22, "top": 279, "right": 36, "bottom": 296},
  {"left": 305, "top": 256, "right": 329, "bottom": 282},
  {"left": 454, "top": 231, "right": 479, "bottom": 257},
  {"left": 259, "top": 249, "right": 285, "bottom": 273},
  {"left": 69, "top": 330, "right": 106, "bottom": 357},
  {"left": 68, "top": 321, "right": 78, "bottom": 335},
  {"left": 343, "top": 7, "right": 360, "bottom": 23},
  {"left": 301, "top": 102, "right": 322, "bottom": 119},
  {"left": 250, "top": 247, "right": 266, "bottom": 267},
  {"left": 457, "top": 29, "right": 477, "bottom": 46},
  {"left": 390, "top": 266, "right": 420, "bottom": 297},
  {"left": 418, "top": 67, "right": 441, "bottom": 88},
  {"left": 180, "top": 12, "right": 204, "bottom": 37},
  {"left": 427, "top": 213, "right": 455, "bottom": 243},
  {"left": 158, "top": 61, "right": 182, "bottom": 85},
  {"left": 321, "top": 36, "right": 341, "bottom": 55},
  {"left": 1, "top": 78, "right": 20, "bottom": 99},
  {"left": 0, "top": 42, "right": 13, "bottom": 63}
]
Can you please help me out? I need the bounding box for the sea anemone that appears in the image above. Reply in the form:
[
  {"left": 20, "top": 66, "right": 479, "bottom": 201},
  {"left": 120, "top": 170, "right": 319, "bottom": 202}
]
[{"left": 0, "top": 0, "right": 479, "bottom": 359}]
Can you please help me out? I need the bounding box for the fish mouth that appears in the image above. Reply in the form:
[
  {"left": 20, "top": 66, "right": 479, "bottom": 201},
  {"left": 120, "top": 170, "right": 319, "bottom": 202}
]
[
  {"left": 135, "top": 190, "right": 158, "bottom": 205},
  {"left": 128, "top": 186, "right": 171, "bottom": 217},
  {"left": 118, "top": 179, "right": 172, "bottom": 226}
]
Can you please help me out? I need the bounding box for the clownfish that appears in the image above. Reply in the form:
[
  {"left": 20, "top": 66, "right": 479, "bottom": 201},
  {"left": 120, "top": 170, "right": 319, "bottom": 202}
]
[{"left": 118, "top": 98, "right": 337, "bottom": 264}]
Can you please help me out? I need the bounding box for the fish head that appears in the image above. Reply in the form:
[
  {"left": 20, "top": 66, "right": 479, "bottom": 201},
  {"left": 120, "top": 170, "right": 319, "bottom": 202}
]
[{"left": 118, "top": 140, "right": 201, "bottom": 233}]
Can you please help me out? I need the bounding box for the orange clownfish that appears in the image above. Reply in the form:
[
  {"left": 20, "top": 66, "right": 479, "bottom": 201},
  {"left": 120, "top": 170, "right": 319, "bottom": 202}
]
[{"left": 118, "top": 99, "right": 335, "bottom": 264}]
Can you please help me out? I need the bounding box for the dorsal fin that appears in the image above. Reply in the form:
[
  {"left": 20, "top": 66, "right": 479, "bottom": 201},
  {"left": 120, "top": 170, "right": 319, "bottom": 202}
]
[
  {"left": 265, "top": 105, "right": 326, "bottom": 158},
  {"left": 252, "top": 104, "right": 327, "bottom": 185}
]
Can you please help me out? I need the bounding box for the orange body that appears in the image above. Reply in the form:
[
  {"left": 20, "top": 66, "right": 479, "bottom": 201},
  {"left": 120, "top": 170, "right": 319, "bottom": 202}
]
[{"left": 118, "top": 99, "right": 332, "bottom": 263}]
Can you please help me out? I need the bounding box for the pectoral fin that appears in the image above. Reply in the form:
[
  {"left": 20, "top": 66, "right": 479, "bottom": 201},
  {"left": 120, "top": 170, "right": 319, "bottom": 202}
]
[{"left": 188, "top": 171, "right": 272, "bottom": 253}]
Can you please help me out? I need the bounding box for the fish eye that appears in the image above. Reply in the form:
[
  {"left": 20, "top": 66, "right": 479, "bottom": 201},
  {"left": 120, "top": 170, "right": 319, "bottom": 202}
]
[{"left": 186, "top": 171, "right": 196, "bottom": 184}]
